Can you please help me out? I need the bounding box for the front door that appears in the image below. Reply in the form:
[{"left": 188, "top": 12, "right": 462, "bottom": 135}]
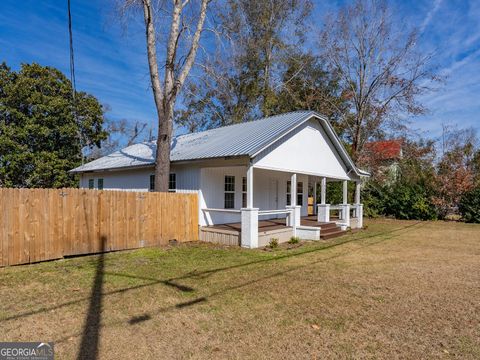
[{"left": 308, "top": 196, "right": 314, "bottom": 215}]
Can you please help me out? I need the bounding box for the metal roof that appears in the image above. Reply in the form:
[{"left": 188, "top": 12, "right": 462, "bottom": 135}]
[
  {"left": 71, "top": 111, "right": 312, "bottom": 173},
  {"left": 71, "top": 110, "right": 368, "bottom": 177}
]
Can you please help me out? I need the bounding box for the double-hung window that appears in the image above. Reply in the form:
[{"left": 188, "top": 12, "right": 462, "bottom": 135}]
[
  {"left": 297, "top": 182, "right": 303, "bottom": 206},
  {"left": 286, "top": 180, "right": 292, "bottom": 206},
  {"left": 97, "top": 178, "right": 104, "bottom": 190},
  {"left": 224, "top": 175, "right": 235, "bottom": 209},
  {"left": 149, "top": 175, "right": 155, "bottom": 191},
  {"left": 149, "top": 173, "right": 176, "bottom": 192},
  {"left": 286, "top": 180, "right": 303, "bottom": 206},
  {"left": 88, "top": 179, "right": 94, "bottom": 189},
  {"left": 169, "top": 173, "right": 176, "bottom": 192}
]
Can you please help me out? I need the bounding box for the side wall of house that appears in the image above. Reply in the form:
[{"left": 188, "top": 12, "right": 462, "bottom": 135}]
[
  {"left": 78, "top": 165, "right": 201, "bottom": 193},
  {"left": 79, "top": 167, "right": 153, "bottom": 191}
]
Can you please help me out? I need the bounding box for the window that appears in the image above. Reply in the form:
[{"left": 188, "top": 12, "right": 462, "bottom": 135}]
[
  {"left": 297, "top": 181, "right": 303, "bottom": 206},
  {"left": 169, "top": 173, "right": 176, "bottom": 192},
  {"left": 224, "top": 175, "right": 235, "bottom": 209},
  {"left": 149, "top": 174, "right": 175, "bottom": 191},
  {"left": 149, "top": 174, "right": 155, "bottom": 191},
  {"left": 97, "top": 178, "right": 104, "bottom": 190},
  {"left": 88, "top": 179, "right": 94, "bottom": 189},
  {"left": 242, "top": 177, "right": 247, "bottom": 208},
  {"left": 286, "top": 180, "right": 303, "bottom": 206},
  {"left": 286, "top": 181, "right": 291, "bottom": 206}
]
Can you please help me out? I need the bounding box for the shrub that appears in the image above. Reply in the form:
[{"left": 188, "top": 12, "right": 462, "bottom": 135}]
[
  {"left": 363, "top": 181, "right": 438, "bottom": 220},
  {"left": 362, "top": 182, "right": 386, "bottom": 217},
  {"left": 458, "top": 187, "right": 480, "bottom": 223},
  {"left": 383, "top": 183, "right": 437, "bottom": 220},
  {"left": 269, "top": 238, "right": 279, "bottom": 248},
  {"left": 288, "top": 236, "right": 300, "bottom": 244}
]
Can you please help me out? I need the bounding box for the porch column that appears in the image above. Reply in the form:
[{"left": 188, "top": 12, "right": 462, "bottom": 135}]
[
  {"left": 241, "top": 208, "right": 258, "bottom": 248},
  {"left": 313, "top": 181, "right": 317, "bottom": 214},
  {"left": 287, "top": 173, "right": 300, "bottom": 231},
  {"left": 291, "top": 173, "right": 297, "bottom": 206},
  {"left": 342, "top": 180, "right": 348, "bottom": 205},
  {"left": 317, "top": 177, "right": 330, "bottom": 223},
  {"left": 355, "top": 181, "right": 361, "bottom": 205},
  {"left": 340, "top": 180, "right": 350, "bottom": 229},
  {"left": 241, "top": 164, "right": 259, "bottom": 248},
  {"left": 320, "top": 177, "right": 326, "bottom": 205},
  {"left": 355, "top": 181, "right": 363, "bottom": 229},
  {"left": 246, "top": 164, "right": 254, "bottom": 208}
]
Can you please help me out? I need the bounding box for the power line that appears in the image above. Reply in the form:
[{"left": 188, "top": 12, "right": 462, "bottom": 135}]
[
  {"left": 67, "top": 0, "right": 76, "bottom": 100},
  {"left": 67, "top": 0, "right": 84, "bottom": 164}
]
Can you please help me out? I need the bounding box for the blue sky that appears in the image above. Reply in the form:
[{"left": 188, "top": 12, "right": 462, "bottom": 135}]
[{"left": 1, "top": 0, "right": 479, "bottom": 141}]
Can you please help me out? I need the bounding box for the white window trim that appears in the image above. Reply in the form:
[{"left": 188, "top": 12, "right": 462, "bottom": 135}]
[{"left": 224, "top": 175, "right": 235, "bottom": 209}]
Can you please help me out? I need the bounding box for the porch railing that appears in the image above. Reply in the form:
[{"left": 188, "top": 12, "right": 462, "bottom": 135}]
[
  {"left": 317, "top": 203, "right": 363, "bottom": 229},
  {"left": 202, "top": 208, "right": 241, "bottom": 214},
  {"left": 258, "top": 209, "right": 293, "bottom": 216}
]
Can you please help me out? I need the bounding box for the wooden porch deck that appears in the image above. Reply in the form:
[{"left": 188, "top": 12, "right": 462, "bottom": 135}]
[
  {"left": 205, "top": 219, "right": 288, "bottom": 233},
  {"left": 204, "top": 215, "right": 334, "bottom": 233}
]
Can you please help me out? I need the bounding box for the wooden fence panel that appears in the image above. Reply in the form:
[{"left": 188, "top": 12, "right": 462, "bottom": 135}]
[{"left": 0, "top": 188, "right": 199, "bottom": 267}]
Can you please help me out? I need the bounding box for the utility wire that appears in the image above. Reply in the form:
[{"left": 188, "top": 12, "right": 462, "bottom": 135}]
[
  {"left": 67, "top": 0, "right": 76, "bottom": 100},
  {"left": 67, "top": 0, "right": 84, "bottom": 164}
]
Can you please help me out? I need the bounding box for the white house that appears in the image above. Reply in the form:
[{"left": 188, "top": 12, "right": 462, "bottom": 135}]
[{"left": 71, "top": 110, "right": 369, "bottom": 248}]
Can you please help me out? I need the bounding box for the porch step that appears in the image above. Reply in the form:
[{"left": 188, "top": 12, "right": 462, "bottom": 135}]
[
  {"left": 317, "top": 222, "right": 338, "bottom": 230},
  {"left": 320, "top": 229, "right": 348, "bottom": 240},
  {"left": 321, "top": 226, "right": 344, "bottom": 235},
  {"left": 318, "top": 222, "right": 347, "bottom": 240}
]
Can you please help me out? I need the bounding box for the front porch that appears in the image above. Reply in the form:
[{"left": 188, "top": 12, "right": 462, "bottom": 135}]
[
  {"left": 200, "top": 210, "right": 357, "bottom": 247},
  {"left": 199, "top": 163, "right": 366, "bottom": 248}
]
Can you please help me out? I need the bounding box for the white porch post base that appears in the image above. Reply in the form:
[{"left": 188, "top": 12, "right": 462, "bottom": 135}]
[
  {"left": 356, "top": 204, "right": 363, "bottom": 229},
  {"left": 339, "top": 204, "right": 350, "bottom": 228},
  {"left": 286, "top": 205, "right": 301, "bottom": 226},
  {"left": 241, "top": 208, "right": 259, "bottom": 248},
  {"left": 317, "top": 204, "right": 330, "bottom": 223}
]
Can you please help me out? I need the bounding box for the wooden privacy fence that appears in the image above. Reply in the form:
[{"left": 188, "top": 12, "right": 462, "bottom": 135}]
[{"left": 0, "top": 188, "right": 199, "bottom": 267}]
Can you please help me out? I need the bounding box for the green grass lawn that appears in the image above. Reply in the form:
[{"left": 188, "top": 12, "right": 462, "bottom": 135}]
[{"left": 1, "top": 219, "right": 479, "bottom": 359}]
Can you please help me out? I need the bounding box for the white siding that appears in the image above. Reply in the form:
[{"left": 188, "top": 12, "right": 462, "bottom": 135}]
[
  {"left": 199, "top": 166, "right": 245, "bottom": 226},
  {"left": 79, "top": 167, "right": 153, "bottom": 191},
  {"left": 199, "top": 166, "right": 308, "bottom": 226},
  {"left": 174, "top": 164, "right": 201, "bottom": 191},
  {"left": 78, "top": 165, "right": 200, "bottom": 193},
  {"left": 253, "top": 119, "right": 350, "bottom": 180}
]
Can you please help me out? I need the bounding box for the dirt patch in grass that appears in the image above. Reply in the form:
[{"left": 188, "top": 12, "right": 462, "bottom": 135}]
[{"left": 1, "top": 219, "right": 479, "bottom": 359}]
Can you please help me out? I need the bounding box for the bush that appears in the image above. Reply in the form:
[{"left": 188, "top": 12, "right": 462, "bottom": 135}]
[
  {"left": 288, "top": 236, "right": 300, "bottom": 244},
  {"left": 459, "top": 188, "right": 480, "bottom": 223},
  {"left": 269, "top": 238, "right": 279, "bottom": 248},
  {"left": 363, "top": 181, "right": 438, "bottom": 220},
  {"left": 362, "top": 182, "right": 386, "bottom": 217},
  {"left": 384, "top": 183, "right": 437, "bottom": 220}
]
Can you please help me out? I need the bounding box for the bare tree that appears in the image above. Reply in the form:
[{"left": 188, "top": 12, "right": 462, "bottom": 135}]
[
  {"left": 319, "top": 0, "right": 440, "bottom": 160},
  {"left": 176, "top": 0, "right": 312, "bottom": 129},
  {"left": 88, "top": 118, "right": 150, "bottom": 160},
  {"left": 122, "top": 0, "right": 210, "bottom": 191}
]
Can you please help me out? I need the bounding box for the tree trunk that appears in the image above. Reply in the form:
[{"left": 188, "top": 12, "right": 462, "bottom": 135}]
[
  {"left": 141, "top": 0, "right": 209, "bottom": 192},
  {"left": 154, "top": 105, "right": 173, "bottom": 192}
]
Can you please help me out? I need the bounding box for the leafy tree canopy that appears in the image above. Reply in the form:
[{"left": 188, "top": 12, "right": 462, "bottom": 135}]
[{"left": 0, "top": 62, "right": 107, "bottom": 188}]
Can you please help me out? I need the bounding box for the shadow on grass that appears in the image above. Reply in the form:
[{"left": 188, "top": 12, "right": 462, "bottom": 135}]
[
  {"left": 1, "top": 221, "right": 423, "bottom": 327},
  {"left": 34, "top": 221, "right": 425, "bottom": 345},
  {"left": 77, "top": 236, "right": 106, "bottom": 360}
]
